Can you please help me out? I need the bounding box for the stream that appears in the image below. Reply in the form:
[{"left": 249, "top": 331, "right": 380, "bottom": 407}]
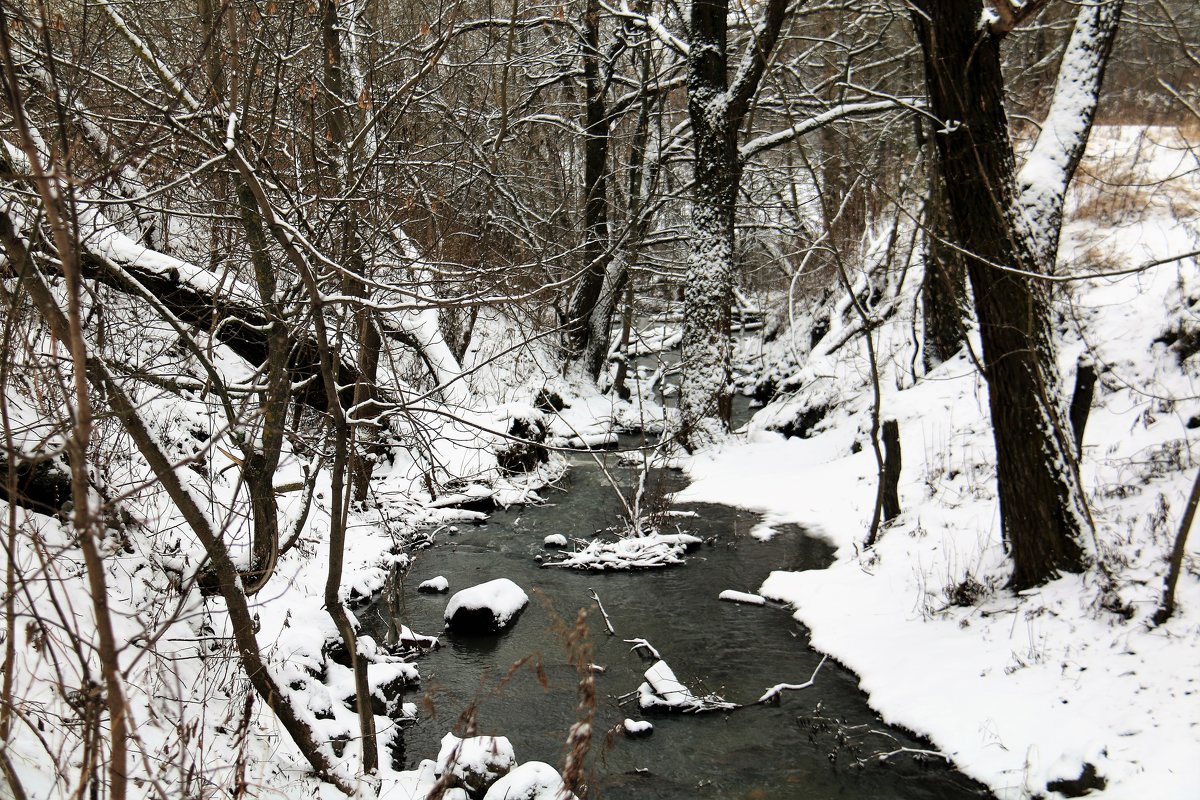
[{"left": 364, "top": 446, "right": 992, "bottom": 799}]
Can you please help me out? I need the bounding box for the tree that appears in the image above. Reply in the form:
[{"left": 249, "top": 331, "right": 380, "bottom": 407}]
[
  {"left": 910, "top": 0, "right": 1123, "bottom": 588},
  {"left": 679, "top": 0, "right": 790, "bottom": 447}
]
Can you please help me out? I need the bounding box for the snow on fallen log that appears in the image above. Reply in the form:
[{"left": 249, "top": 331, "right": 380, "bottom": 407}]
[
  {"left": 719, "top": 590, "right": 766, "bottom": 606},
  {"left": 565, "top": 431, "right": 619, "bottom": 450},
  {"left": 637, "top": 660, "right": 737, "bottom": 712},
  {"left": 544, "top": 531, "right": 702, "bottom": 571},
  {"left": 397, "top": 625, "right": 440, "bottom": 650},
  {"left": 425, "top": 484, "right": 496, "bottom": 511}
]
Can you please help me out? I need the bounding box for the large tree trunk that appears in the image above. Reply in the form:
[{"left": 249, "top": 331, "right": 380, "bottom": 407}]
[
  {"left": 912, "top": 0, "right": 1095, "bottom": 589},
  {"left": 679, "top": 0, "right": 789, "bottom": 448},
  {"left": 681, "top": 0, "right": 738, "bottom": 444}
]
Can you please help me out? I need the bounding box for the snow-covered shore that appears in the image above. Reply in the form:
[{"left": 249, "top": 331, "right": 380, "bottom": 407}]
[{"left": 676, "top": 127, "right": 1200, "bottom": 799}]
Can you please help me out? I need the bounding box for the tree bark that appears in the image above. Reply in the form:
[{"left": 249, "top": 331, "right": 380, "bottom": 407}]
[
  {"left": 912, "top": 0, "right": 1091, "bottom": 589},
  {"left": 566, "top": 0, "right": 612, "bottom": 365},
  {"left": 920, "top": 120, "right": 968, "bottom": 371},
  {"left": 681, "top": 0, "right": 738, "bottom": 444},
  {"left": 680, "top": 0, "right": 790, "bottom": 447}
]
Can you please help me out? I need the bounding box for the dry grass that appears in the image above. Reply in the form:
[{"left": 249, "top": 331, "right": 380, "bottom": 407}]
[{"left": 1068, "top": 125, "right": 1200, "bottom": 224}]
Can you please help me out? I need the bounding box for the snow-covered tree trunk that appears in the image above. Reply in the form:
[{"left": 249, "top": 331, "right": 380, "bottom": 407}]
[
  {"left": 680, "top": 0, "right": 789, "bottom": 448},
  {"left": 911, "top": 0, "right": 1122, "bottom": 589}
]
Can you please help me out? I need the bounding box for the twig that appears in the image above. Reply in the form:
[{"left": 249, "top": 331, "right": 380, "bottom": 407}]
[
  {"left": 624, "top": 637, "right": 661, "bottom": 659},
  {"left": 756, "top": 654, "right": 827, "bottom": 703},
  {"left": 588, "top": 589, "right": 616, "bottom": 635}
]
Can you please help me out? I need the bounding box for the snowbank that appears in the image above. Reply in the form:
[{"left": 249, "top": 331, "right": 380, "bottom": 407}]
[{"left": 677, "top": 127, "right": 1200, "bottom": 798}]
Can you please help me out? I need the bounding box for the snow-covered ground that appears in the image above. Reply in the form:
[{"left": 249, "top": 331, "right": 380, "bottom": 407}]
[{"left": 675, "top": 125, "right": 1200, "bottom": 799}]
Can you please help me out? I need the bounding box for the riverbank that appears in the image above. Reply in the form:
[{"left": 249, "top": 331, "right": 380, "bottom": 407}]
[{"left": 677, "top": 276, "right": 1200, "bottom": 799}]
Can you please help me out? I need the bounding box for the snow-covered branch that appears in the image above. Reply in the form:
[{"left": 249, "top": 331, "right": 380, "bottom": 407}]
[
  {"left": 1014, "top": 0, "right": 1124, "bottom": 269},
  {"left": 757, "top": 654, "right": 827, "bottom": 703},
  {"left": 740, "top": 99, "right": 909, "bottom": 162}
]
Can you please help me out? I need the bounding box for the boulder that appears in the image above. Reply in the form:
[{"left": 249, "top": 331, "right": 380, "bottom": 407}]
[
  {"left": 444, "top": 578, "right": 528, "bottom": 634},
  {"left": 435, "top": 733, "right": 516, "bottom": 796},
  {"left": 482, "top": 761, "right": 576, "bottom": 800},
  {"left": 418, "top": 576, "right": 450, "bottom": 593},
  {"left": 622, "top": 719, "right": 654, "bottom": 738}
]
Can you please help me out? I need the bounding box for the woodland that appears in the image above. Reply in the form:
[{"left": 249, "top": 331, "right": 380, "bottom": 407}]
[{"left": 0, "top": 0, "right": 1198, "bottom": 798}]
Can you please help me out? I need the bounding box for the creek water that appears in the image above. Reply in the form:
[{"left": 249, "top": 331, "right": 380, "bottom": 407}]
[{"left": 363, "top": 447, "right": 991, "bottom": 799}]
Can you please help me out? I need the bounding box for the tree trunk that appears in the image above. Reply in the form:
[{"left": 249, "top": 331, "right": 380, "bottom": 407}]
[
  {"left": 319, "top": 0, "right": 380, "bottom": 770},
  {"left": 681, "top": 0, "right": 739, "bottom": 446},
  {"left": 912, "top": 0, "right": 1089, "bottom": 590},
  {"left": 881, "top": 419, "right": 902, "bottom": 523},
  {"left": 680, "top": 0, "right": 790, "bottom": 447},
  {"left": 566, "top": 0, "right": 611, "bottom": 364},
  {"left": 920, "top": 119, "right": 968, "bottom": 371},
  {"left": 1069, "top": 355, "right": 1097, "bottom": 456}
]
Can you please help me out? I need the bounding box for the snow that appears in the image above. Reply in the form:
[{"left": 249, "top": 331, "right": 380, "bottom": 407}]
[
  {"left": 672, "top": 126, "right": 1200, "bottom": 799},
  {"left": 444, "top": 578, "right": 529, "bottom": 629},
  {"left": 543, "top": 533, "right": 569, "bottom": 547},
  {"left": 418, "top": 575, "right": 450, "bottom": 593},
  {"left": 481, "top": 761, "right": 575, "bottom": 800},
  {"left": 718, "top": 589, "right": 766, "bottom": 605}
]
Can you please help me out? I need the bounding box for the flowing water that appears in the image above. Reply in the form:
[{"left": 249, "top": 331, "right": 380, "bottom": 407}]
[{"left": 364, "top": 447, "right": 991, "bottom": 799}]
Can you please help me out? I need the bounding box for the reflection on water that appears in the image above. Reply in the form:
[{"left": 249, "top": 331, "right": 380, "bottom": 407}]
[{"left": 364, "top": 451, "right": 991, "bottom": 799}]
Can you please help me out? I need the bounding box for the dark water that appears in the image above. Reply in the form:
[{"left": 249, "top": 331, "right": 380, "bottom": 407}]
[{"left": 364, "top": 449, "right": 991, "bottom": 799}]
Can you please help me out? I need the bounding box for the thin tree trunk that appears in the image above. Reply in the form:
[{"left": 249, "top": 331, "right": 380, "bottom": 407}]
[
  {"left": 881, "top": 419, "right": 902, "bottom": 523},
  {"left": 1069, "top": 355, "right": 1097, "bottom": 456},
  {"left": 1152, "top": 469, "right": 1200, "bottom": 626},
  {"left": 920, "top": 119, "right": 968, "bottom": 371}
]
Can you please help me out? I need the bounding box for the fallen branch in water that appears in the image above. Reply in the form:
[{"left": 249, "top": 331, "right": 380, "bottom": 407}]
[
  {"left": 857, "top": 746, "right": 950, "bottom": 767},
  {"left": 756, "top": 655, "right": 828, "bottom": 704},
  {"left": 638, "top": 660, "right": 738, "bottom": 713},
  {"left": 589, "top": 589, "right": 616, "bottom": 635},
  {"left": 625, "top": 638, "right": 661, "bottom": 660}
]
